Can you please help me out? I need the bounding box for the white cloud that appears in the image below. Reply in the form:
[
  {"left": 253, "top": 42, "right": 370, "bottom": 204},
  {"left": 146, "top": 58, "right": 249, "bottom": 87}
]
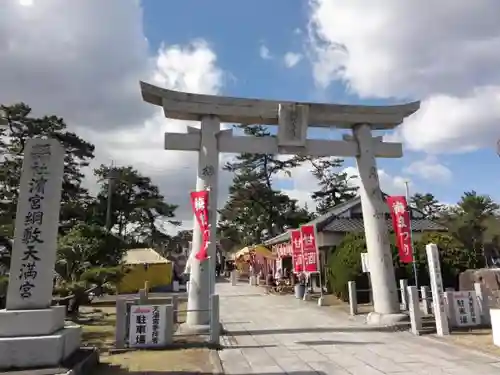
[
  {"left": 0, "top": 0, "right": 231, "bottom": 225},
  {"left": 399, "top": 88, "right": 500, "bottom": 153},
  {"left": 343, "top": 166, "right": 411, "bottom": 196},
  {"left": 278, "top": 163, "right": 317, "bottom": 210},
  {"left": 283, "top": 52, "right": 303, "bottom": 68},
  {"left": 404, "top": 157, "right": 452, "bottom": 182},
  {"left": 259, "top": 44, "right": 272, "bottom": 60},
  {"left": 0, "top": 0, "right": 153, "bottom": 130},
  {"left": 307, "top": 0, "right": 500, "bottom": 153}
]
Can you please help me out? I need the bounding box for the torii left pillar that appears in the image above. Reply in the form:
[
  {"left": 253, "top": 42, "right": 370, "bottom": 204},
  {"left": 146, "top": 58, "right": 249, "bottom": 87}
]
[{"left": 186, "top": 116, "right": 221, "bottom": 329}]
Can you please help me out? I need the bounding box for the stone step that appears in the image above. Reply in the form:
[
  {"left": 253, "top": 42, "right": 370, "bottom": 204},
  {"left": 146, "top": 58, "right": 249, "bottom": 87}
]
[{"left": 418, "top": 315, "right": 436, "bottom": 334}]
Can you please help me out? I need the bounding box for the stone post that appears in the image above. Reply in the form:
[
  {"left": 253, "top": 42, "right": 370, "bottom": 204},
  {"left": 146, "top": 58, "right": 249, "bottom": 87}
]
[
  {"left": 407, "top": 286, "right": 422, "bottom": 335},
  {"left": 426, "top": 243, "right": 450, "bottom": 336},
  {"left": 209, "top": 294, "right": 220, "bottom": 345},
  {"left": 421, "top": 286, "right": 431, "bottom": 315},
  {"left": 400, "top": 279, "right": 408, "bottom": 310},
  {"left": 353, "top": 124, "right": 400, "bottom": 319},
  {"left": 172, "top": 295, "right": 179, "bottom": 324},
  {"left": 348, "top": 281, "right": 358, "bottom": 316},
  {"left": 138, "top": 289, "right": 148, "bottom": 304},
  {"left": 230, "top": 270, "right": 237, "bottom": 286},
  {"left": 474, "top": 282, "right": 490, "bottom": 325},
  {"left": 443, "top": 291, "right": 455, "bottom": 328},
  {"left": 6, "top": 138, "right": 65, "bottom": 310},
  {"left": 165, "top": 304, "right": 174, "bottom": 345},
  {"left": 186, "top": 116, "right": 220, "bottom": 328},
  {"left": 0, "top": 138, "right": 81, "bottom": 369},
  {"left": 115, "top": 298, "right": 128, "bottom": 349}
]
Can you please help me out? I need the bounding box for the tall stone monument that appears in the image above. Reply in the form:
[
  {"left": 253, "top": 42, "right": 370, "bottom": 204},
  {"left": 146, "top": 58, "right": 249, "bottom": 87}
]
[
  {"left": 140, "top": 81, "right": 420, "bottom": 327},
  {"left": 0, "top": 138, "right": 81, "bottom": 369}
]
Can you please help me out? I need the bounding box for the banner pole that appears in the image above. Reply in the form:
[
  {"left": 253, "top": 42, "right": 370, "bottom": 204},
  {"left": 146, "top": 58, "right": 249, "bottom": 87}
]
[
  {"left": 405, "top": 181, "right": 419, "bottom": 291},
  {"left": 318, "top": 262, "right": 324, "bottom": 297}
]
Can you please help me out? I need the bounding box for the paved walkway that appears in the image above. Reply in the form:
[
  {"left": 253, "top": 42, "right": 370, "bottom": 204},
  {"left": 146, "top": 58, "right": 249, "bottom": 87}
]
[{"left": 217, "top": 281, "right": 500, "bottom": 375}]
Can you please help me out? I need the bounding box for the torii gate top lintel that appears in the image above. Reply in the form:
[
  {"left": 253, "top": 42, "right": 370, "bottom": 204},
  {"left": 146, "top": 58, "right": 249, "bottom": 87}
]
[{"left": 140, "top": 81, "right": 420, "bottom": 130}]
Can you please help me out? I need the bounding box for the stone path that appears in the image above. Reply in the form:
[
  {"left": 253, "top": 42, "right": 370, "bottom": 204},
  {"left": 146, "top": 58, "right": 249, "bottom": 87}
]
[{"left": 217, "top": 281, "right": 500, "bottom": 375}]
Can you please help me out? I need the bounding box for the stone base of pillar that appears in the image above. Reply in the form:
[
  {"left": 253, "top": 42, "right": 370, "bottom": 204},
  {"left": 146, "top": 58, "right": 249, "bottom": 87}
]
[
  {"left": 178, "top": 322, "right": 224, "bottom": 336},
  {"left": 0, "top": 305, "right": 66, "bottom": 337},
  {"left": 178, "top": 322, "right": 211, "bottom": 335},
  {"left": 366, "top": 312, "right": 409, "bottom": 326},
  {"left": 0, "top": 325, "right": 81, "bottom": 370},
  {"left": 0, "top": 305, "right": 82, "bottom": 370}
]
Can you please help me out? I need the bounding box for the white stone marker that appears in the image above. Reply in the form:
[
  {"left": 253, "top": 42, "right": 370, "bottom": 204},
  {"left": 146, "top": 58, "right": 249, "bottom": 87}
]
[
  {"left": 0, "top": 138, "right": 81, "bottom": 370},
  {"left": 230, "top": 270, "right": 237, "bottom": 286},
  {"left": 407, "top": 286, "right": 422, "bottom": 335},
  {"left": 7, "top": 138, "right": 65, "bottom": 310},
  {"left": 474, "top": 282, "right": 490, "bottom": 325},
  {"left": 361, "top": 252, "right": 370, "bottom": 273},
  {"left": 426, "top": 243, "right": 449, "bottom": 336},
  {"left": 400, "top": 279, "right": 408, "bottom": 310},
  {"left": 420, "top": 286, "right": 431, "bottom": 315}
]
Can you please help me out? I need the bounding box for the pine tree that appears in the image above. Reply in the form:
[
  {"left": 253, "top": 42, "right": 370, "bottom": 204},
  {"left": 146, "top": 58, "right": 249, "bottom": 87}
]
[
  {"left": 218, "top": 125, "right": 311, "bottom": 247},
  {"left": 307, "top": 157, "right": 358, "bottom": 214},
  {"left": 410, "top": 193, "right": 442, "bottom": 219},
  {"left": 0, "top": 103, "right": 95, "bottom": 235}
]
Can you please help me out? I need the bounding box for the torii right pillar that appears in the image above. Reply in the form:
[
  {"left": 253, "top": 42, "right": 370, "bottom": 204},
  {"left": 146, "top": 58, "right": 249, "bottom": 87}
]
[{"left": 353, "top": 124, "right": 406, "bottom": 324}]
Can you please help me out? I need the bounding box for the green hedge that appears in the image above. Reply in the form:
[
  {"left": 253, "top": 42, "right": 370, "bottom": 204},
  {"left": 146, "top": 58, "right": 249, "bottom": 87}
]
[{"left": 327, "top": 231, "right": 468, "bottom": 301}]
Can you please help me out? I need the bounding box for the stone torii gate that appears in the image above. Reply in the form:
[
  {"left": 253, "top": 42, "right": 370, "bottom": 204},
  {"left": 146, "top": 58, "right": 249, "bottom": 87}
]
[{"left": 140, "top": 81, "right": 420, "bottom": 328}]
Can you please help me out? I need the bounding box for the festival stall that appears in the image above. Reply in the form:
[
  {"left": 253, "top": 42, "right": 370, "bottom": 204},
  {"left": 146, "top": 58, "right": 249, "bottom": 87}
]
[
  {"left": 271, "top": 242, "right": 293, "bottom": 275},
  {"left": 234, "top": 245, "right": 276, "bottom": 276}
]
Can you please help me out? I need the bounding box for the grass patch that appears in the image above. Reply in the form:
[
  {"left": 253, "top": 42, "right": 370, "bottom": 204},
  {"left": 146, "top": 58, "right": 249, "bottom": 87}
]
[
  {"left": 93, "top": 349, "right": 213, "bottom": 374},
  {"left": 80, "top": 306, "right": 117, "bottom": 352},
  {"left": 77, "top": 302, "right": 215, "bottom": 374},
  {"left": 446, "top": 328, "right": 500, "bottom": 357}
]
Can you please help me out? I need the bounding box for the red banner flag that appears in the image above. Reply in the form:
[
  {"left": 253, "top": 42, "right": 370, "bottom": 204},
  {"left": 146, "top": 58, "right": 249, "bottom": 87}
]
[
  {"left": 300, "top": 224, "right": 319, "bottom": 273},
  {"left": 190, "top": 190, "right": 210, "bottom": 261},
  {"left": 386, "top": 196, "right": 413, "bottom": 264},
  {"left": 290, "top": 229, "right": 304, "bottom": 273}
]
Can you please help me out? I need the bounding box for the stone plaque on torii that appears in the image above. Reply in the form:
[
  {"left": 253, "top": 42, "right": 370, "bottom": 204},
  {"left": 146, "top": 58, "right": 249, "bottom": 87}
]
[{"left": 140, "top": 81, "right": 420, "bottom": 327}]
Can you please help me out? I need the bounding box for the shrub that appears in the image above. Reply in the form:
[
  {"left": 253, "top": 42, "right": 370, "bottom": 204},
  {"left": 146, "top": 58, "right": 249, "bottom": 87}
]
[
  {"left": 327, "top": 231, "right": 467, "bottom": 300},
  {"left": 80, "top": 265, "right": 127, "bottom": 286},
  {"left": 327, "top": 233, "right": 367, "bottom": 301},
  {"left": 413, "top": 232, "right": 467, "bottom": 289},
  {"left": 0, "top": 275, "right": 8, "bottom": 296}
]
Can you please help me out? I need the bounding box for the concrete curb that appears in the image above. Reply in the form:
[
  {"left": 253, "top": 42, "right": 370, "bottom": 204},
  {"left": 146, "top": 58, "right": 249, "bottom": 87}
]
[
  {"left": 63, "top": 347, "right": 100, "bottom": 375},
  {"left": 209, "top": 349, "right": 224, "bottom": 375}
]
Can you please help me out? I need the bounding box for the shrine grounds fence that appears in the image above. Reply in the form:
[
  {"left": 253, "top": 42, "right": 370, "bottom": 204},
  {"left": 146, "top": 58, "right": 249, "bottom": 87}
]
[{"left": 348, "top": 279, "right": 435, "bottom": 316}]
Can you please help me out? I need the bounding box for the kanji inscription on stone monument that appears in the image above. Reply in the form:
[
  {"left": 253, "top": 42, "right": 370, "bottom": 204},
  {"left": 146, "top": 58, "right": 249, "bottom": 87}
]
[{"left": 6, "top": 138, "right": 65, "bottom": 310}]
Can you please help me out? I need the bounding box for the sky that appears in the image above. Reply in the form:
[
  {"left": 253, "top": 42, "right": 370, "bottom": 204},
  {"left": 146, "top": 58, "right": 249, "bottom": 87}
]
[{"left": 1, "top": 0, "right": 500, "bottom": 230}]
